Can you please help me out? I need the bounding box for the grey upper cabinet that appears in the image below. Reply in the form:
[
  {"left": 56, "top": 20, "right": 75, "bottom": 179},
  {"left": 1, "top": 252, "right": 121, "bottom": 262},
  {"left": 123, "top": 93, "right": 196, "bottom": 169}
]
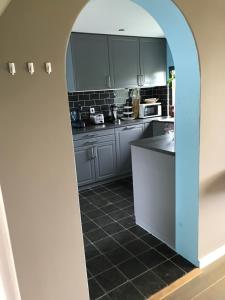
[
  {"left": 115, "top": 124, "right": 144, "bottom": 174},
  {"left": 108, "top": 36, "right": 140, "bottom": 89},
  {"left": 74, "top": 146, "right": 95, "bottom": 186},
  {"left": 66, "top": 40, "right": 75, "bottom": 92},
  {"left": 140, "top": 38, "right": 166, "bottom": 87},
  {"left": 70, "top": 33, "right": 110, "bottom": 91},
  {"left": 95, "top": 140, "right": 116, "bottom": 181}
]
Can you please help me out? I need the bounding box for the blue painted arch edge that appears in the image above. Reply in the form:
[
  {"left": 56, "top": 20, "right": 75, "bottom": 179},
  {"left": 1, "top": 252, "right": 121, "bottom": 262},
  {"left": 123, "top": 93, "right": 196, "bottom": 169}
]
[{"left": 132, "top": 0, "right": 200, "bottom": 266}]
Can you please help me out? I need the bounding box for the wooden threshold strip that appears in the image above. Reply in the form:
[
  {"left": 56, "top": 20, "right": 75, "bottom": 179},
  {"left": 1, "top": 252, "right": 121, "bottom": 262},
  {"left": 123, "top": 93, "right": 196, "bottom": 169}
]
[{"left": 148, "top": 268, "right": 202, "bottom": 300}]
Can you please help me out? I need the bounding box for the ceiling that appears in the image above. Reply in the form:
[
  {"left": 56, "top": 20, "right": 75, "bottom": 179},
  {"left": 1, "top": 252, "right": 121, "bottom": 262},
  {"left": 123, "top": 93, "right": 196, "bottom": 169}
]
[{"left": 72, "top": 0, "right": 164, "bottom": 38}]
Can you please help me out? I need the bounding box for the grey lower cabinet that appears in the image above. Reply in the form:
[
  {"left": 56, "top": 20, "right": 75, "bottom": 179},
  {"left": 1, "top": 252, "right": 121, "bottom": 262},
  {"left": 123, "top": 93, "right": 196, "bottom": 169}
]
[
  {"left": 75, "top": 145, "right": 96, "bottom": 186},
  {"left": 70, "top": 33, "right": 111, "bottom": 90},
  {"left": 108, "top": 36, "right": 140, "bottom": 89},
  {"left": 115, "top": 124, "right": 144, "bottom": 175},
  {"left": 140, "top": 38, "right": 166, "bottom": 87},
  {"left": 74, "top": 136, "right": 116, "bottom": 187}
]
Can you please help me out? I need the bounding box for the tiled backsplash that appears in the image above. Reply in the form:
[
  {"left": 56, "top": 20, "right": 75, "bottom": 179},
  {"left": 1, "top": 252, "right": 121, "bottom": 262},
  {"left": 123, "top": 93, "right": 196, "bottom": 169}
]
[{"left": 68, "top": 86, "right": 170, "bottom": 119}]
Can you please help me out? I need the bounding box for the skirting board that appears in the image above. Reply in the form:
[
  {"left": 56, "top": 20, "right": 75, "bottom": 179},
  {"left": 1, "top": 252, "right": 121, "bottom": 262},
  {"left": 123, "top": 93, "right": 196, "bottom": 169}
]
[{"left": 199, "top": 244, "right": 225, "bottom": 268}]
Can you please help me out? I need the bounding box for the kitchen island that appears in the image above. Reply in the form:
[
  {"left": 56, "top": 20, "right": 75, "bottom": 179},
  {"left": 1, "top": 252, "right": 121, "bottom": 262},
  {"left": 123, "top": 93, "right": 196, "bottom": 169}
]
[{"left": 131, "top": 134, "right": 175, "bottom": 249}]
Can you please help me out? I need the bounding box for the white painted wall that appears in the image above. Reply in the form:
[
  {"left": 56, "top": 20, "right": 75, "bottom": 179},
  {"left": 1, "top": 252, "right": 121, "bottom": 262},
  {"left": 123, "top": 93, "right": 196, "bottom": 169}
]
[{"left": 73, "top": 0, "right": 164, "bottom": 37}]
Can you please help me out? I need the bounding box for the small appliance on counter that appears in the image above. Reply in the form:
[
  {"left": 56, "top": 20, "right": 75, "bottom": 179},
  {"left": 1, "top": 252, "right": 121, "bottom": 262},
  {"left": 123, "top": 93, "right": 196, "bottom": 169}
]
[
  {"left": 139, "top": 103, "right": 162, "bottom": 119},
  {"left": 109, "top": 104, "right": 120, "bottom": 123},
  {"left": 89, "top": 107, "right": 105, "bottom": 125},
  {"left": 71, "top": 105, "right": 86, "bottom": 128}
]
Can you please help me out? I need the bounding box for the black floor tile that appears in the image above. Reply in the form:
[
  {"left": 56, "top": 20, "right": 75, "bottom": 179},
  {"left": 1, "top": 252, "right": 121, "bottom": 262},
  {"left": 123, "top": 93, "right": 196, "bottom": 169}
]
[
  {"left": 94, "top": 215, "right": 114, "bottom": 226},
  {"left": 124, "top": 239, "right": 150, "bottom": 256},
  {"left": 108, "top": 210, "right": 129, "bottom": 221},
  {"left": 152, "top": 260, "right": 185, "bottom": 284},
  {"left": 117, "top": 257, "right": 147, "bottom": 280},
  {"left": 108, "top": 282, "right": 145, "bottom": 300},
  {"left": 82, "top": 221, "right": 99, "bottom": 233},
  {"left": 93, "top": 186, "right": 109, "bottom": 194},
  {"left": 103, "top": 222, "right": 124, "bottom": 235},
  {"left": 87, "top": 254, "right": 113, "bottom": 276},
  {"left": 171, "top": 255, "right": 196, "bottom": 273},
  {"left": 101, "top": 204, "right": 118, "bottom": 213},
  {"left": 118, "top": 216, "right": 136, "bottom": 229},
  {"left": 138, "top": 249, "right": 167, "bottom": 269},
  {"left": 141, "top": 234, "right": 162, "bottom": 247},
  {"left": 132, "top": 270, "right": 166, "bottom": 298},
  {"left": 95, "top": 267, "right": 127, "bottom": 292},
  {"left": 85, "top": 244, "right": 101, "bottom": 261},
  {"left": 80, "top": 202, "right": 96, "bottom": 213},
  {"left": 86, "top": 208, "right": 106, "bottom": 220},
  {"left": 80, "top": 189, "right": 95, "bottom": 197},
  {"left": 155, "top": 243, "right": 177, "bottom": 258},
  {"left": 88, "top": 278, "right": 105, "bottom": 300},
  {"left": 86, "top": 228, "right": 108, "bottom": 243},
  {"left": 129, "top": 226, "right": 148, "bottom": 238},
  {"left": 98, "top": 295, "right": 111, "bottom": 300},
  {"left": 114, "top": 200, "right": 132, "bottom": 209},
  {"left": 113, "top": 230, "right": 137, "bottom": 245},
  {"left": 90, "top": 197, "right": 112, "bottom": 208},
  {"left": 81, "top": 213, "right": 90, "bottom": 224},
  {"left": 83, "top": 236, "right": 91, "bottom": 247},
  {"left": 121, "top": 206, "right": 134, "bottom": 216},
  {"left": 105, "top": 247, "right": 133, "bottom": 265},
  {"left": 95, "top": 237, "right": 120, "bottom": 254}
]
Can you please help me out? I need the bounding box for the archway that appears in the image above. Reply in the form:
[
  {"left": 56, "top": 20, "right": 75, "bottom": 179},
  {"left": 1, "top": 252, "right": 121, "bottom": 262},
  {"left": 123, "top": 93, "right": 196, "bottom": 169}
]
[{"left": 68, "top": 0, "right": 200, "bottom": 266}]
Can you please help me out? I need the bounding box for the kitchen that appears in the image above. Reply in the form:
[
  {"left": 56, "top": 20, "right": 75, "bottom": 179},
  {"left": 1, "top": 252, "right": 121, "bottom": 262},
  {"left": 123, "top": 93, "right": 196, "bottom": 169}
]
[{"left": 66, "top": 0, "right": 193, "bottom": 299}]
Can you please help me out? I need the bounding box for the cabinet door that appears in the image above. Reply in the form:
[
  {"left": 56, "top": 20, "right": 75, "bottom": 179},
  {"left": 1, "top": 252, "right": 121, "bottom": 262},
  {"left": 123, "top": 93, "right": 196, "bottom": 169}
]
[
  {"left": 109, "top": 36, "right": 140, "bottom": 88},
  {"left": 66, "top": 39, "right": 75, "bottom": 92},
  {"left": 74, "top": 146, "right": 95, "bottom": 186},
  {"left": 94, "top": 141, "right": 116, "bottom": 181},
  {"left": 116, "top": 125, "right": 144, "bottom": 174},
  {"left": 140, "top": 38, "right": 166, "bottom": 88},
  {"left": 71, "top": 33, "right": 110, "bottom": 90}
]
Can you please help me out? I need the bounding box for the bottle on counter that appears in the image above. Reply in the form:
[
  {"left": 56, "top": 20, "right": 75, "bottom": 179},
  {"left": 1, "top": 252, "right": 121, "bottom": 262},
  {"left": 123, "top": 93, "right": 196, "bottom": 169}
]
[{"left": 131, "top": 88, "right": 141, "bottom": 119}]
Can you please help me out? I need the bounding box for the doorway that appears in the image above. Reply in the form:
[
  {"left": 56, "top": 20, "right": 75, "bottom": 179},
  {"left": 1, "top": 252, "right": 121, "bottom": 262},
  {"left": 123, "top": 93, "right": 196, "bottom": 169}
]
[{"left": 67, "top": 0, "right": 200, "bottom": 298}]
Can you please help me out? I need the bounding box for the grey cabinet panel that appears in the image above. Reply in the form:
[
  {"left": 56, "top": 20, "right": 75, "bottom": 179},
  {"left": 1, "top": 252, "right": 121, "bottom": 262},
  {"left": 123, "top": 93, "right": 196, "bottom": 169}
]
[
  {"left": 71, "top": 33, "right": 110, "bottom": 90},
  {"left": 116, "top": 124, "right": 144, "bottom": 174},
  {"left": 108, "top": 36, "right": 140, "bottom": 88},
  {"left": 95, "top": 141, "right": 116, "bottom": 181},
  {"left": 66, "top": 39, "right": 75, "bottom": 92},
  {"left": 140, "top": 38, "right": 166, "bottom": 87},
  {"left": 74, "top": 146, "right": 95, "bottom": 186}
]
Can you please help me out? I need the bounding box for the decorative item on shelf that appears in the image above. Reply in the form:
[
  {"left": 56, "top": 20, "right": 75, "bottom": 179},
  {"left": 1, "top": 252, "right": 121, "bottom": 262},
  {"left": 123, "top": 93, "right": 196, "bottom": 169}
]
[
  {"left": 144, "top": 98, "right": 159, "bottom": 104},
  {"left": 167, "top": 68, "right": 175, "bottom": 117}
]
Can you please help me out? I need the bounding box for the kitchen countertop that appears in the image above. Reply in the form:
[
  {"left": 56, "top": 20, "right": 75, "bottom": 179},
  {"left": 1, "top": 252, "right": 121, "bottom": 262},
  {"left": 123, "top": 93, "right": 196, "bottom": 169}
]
[
  {"left": 131, "top": 134, "right": 175, "bottom": 156},
  {"left": 72, "top": 116, "right": 174, "bottom": 135}
]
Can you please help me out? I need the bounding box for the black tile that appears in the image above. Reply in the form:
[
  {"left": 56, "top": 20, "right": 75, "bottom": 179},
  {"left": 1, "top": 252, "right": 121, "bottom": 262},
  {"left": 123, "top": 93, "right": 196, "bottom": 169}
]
[
  {"left": 85, "top": 244, "right": 101, "bottom": 261},
  {"left": 87, "top": 255, "right": 113, "bottom": 276},
  {"left": 86, "top": 209, "right": 106, "bottom": 220},
  {"left": 98, "top": 295, "right": 111, "bottom": 300},
  {"left": 80, "top": 201, "right": 96, "bottom": 213},
  {"left": 86, "top": 228, "right": 108, "bottom": 243},
  {"left": 155, "top": 243, "right": 177, "bottom": 258},
  {"left": 95, "top": 267, "right": 127, "bottom": 292},
  {"left": 153, "top": 261, "right": 185, "bottom": 284},
  {"left": 81, "top": 213, "right": 90, "bottom": 224},
  {"left": 83, "top": 236, "right": 91, "bottom": 247},
  {"left": 121, "top": 206, "right": 134, "bottom": 216},
  {"left": 138, "top": 249, "right": 166, "bottom": 269},
  {"left": 101, "top": 204, "right": 118, "bottom": 213},
  {"left": 124, "top": 239, "right": 150, "bottom": 256},
  {"left": 93, "top": 186, "right": 108, "bottom": 194},
  {"left": 113, "top": 230, "right": 137, "bottom": 245},
  {"left": 90, "top": 93, "right": 100, "bottom": 100},
  {"left": 95, "top": 237, "right": 120, "bottom": 254},
  {"left": 108, "top": 210, "right": 129, "bottom": 221},
  {"left": 91, "top": 197, "right": 112, "bottom": 208},
  {"left": 114, "top": 200, "right": 131, "bottom": 209},
  {"left": 82, "top": 221, "right": 99, "bottom": 233},
  {"left": 118, "top": 257, "right": 147, "bottom": 280},
  {"left": 132, "top": 270, "right": 166, "bottom": 298},
  {"left": 105, "top": 246, "right": 133, "bottom": 265},
  {"left": 171, "top": 255, "right": 196, "bottom": 273},
  {"left": 141, "top": 234, "right": 162, "bottom": 247},
  {"left": 118, "top": 216, "right": 136, "bottom": 229},
  {"left": 80, "top": 189, "right": 95, "bottom": 197},
  {"left": 103, "top": 222, "right": 124, "bottom": 235},
  {"left": 94, "top": 215, "right": 114, "bottom": 226},
  {"left": 88, "top": 278, "right": 105, "bottom": 300},
  {"left": 129, "top": 226, "right": 148, "bottom": 238},
  {"left": 108, "top": 282, "right": 144, "bottom": 300}
]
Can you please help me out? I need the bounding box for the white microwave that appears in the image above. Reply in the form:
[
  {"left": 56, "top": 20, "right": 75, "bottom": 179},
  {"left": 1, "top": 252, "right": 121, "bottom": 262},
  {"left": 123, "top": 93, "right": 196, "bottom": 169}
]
[{"left": 139, "top": 103, "right": 162, "bottom": 118}]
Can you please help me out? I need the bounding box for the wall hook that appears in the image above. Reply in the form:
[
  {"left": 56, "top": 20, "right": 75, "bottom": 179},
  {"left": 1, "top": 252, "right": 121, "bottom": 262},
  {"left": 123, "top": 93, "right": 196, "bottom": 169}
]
[
  {"left": 8, "top": 62, "right": 16, "bottom": 75},
  {"left": 27, "top": 62, "right": 35, "bottom": 75},
  {"left": 45, "top": 62, "right": 52, "bottom": 74}
]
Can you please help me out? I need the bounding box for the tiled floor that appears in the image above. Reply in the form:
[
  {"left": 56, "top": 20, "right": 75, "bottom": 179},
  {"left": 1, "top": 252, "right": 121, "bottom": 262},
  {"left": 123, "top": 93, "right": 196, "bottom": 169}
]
[{"left": 79, "top": 178, "right": 195, "bottom": 300}]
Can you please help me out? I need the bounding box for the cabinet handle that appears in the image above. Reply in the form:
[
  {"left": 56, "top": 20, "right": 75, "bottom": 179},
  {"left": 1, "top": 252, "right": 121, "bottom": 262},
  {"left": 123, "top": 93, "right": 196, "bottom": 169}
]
[
  {"left": 88, "top": 148, "right": 93, "bottom": 160},
  {"left": 107, "top": 75, "right": 111, "bottom": 88},
  {"left": 124, "top": 126, "right": 137, "bottom": 130},
  {"left": 84, "top": 141, "right": 97, "bottom": 146}
]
